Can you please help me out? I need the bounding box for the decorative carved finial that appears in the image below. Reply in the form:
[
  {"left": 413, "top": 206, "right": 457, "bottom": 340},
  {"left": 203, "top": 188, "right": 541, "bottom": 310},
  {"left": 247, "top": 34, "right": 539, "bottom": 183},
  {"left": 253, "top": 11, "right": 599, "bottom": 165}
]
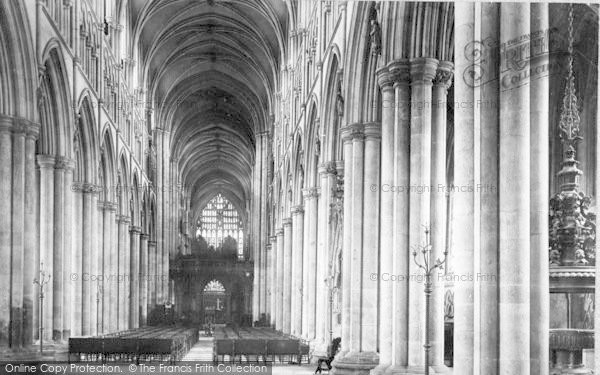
[{"left": 548, "top": 4, "right": 595, "bottom": 267}]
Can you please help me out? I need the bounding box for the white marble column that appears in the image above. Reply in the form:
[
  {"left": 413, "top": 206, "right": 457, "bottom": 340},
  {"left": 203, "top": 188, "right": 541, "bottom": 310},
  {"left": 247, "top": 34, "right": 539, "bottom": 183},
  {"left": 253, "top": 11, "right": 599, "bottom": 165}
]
[
  {"left": 140, "top": 233, "right": 149, "bottom": 326},
  {"left": 129, "top": 225, "right": 141, "bottom": 329},
  {"left": 53, "top": 158, "right": 66, "bottom": 340},
  {"left": 529, "top": 4, "right": 549, "bottom": 375},
  {"left": 499, "top": 4, "right": 530, "bottom": 374},
  {"left": 453, "top": 4, "right": 476, "bottom": 373},
  {"left": 0, "top": 119, "right": 12, "bottom": 346},
  {"left": 276, "top": 228, "right": 284, "bottom": 330},
  {"left": 282, "top": 218, "right": 293, "bottom": 334},
  {"left": 302, "top": 188, "right": 319, "bottom": 340},
  {"left": 388, "top": 60, "right": 411, "bottom": 372},
  {"left": 71, "top": 183, "right": 83, "bottom": 337},
  {"left": 11, "top": 124, "right": 26, "bottom": 346},
  {"left": 374, "top": 67, "right": 394, "bottom": 375},
  {"left": 23, "top": 123, "right": 40, "bottom": 345},
  {"left": 430, "top": 62, "right": 453, "bottom": 372},
  {"left": 291, "top": 205, "right": 304, "bottom": 337},
  {"left": 38, "top": 155, "right": 55, "bottom": 341}
]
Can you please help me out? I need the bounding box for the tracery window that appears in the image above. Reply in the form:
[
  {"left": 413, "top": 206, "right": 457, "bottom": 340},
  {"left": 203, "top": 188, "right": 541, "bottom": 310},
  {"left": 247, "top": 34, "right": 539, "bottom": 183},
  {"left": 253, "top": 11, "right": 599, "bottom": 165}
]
[{"left": 196, "top": 194, "right": 244, "bottom": 259}]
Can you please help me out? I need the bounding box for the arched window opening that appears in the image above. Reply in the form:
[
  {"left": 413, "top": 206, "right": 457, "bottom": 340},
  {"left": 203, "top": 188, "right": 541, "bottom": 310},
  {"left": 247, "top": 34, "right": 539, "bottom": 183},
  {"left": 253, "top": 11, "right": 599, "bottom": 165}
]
[{"left": 196, "top": 193, "right": 244, "bottom": 260}]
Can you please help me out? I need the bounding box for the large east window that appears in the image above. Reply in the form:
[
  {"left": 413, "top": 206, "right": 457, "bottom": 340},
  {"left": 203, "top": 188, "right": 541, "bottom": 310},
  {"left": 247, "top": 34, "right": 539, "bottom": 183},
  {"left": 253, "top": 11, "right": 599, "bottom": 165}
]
[{"left": 196, "top": 194, "right": 244, "bottom": 260}]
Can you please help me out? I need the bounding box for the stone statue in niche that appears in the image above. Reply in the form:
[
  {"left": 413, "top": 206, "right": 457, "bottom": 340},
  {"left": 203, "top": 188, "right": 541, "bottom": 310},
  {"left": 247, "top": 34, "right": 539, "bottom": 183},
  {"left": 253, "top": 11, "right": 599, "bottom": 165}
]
[
  {"left": 335, "top": 83, "right": 344, "bottom": 118},
  {"left": 314, "top": 124, "right": 321, "bottom": 158},
  {"left": 369, "top": 19, "right": 381, "bottom": 56}
]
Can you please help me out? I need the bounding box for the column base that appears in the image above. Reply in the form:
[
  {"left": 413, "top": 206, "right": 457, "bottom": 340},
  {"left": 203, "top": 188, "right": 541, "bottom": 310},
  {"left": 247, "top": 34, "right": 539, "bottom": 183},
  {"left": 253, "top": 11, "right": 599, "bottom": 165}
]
[
  {"left": 331, "top": 351, "right": 379, "bottom": 375},
  {"left": 371, "top": 363, "right": 391, "bottom": 375},
  {"left": 384, "top": 365, "right": 448, "bottom": 375}
]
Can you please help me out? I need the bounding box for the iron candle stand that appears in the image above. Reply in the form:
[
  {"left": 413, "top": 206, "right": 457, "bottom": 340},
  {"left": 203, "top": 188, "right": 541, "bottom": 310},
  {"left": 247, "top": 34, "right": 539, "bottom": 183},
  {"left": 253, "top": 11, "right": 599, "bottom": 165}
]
[
  {"left": 412, "top": 225, "right": 448, "bottom": 375},
  {"left": 33, "top": 262, "right": 51, "bottom": 354}
]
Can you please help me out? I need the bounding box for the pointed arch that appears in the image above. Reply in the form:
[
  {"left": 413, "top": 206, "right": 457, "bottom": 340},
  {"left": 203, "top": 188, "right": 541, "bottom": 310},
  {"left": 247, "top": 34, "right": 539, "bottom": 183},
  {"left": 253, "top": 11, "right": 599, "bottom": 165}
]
[
  {"left": 74, "top": 94, "right": 99, "bottom": 183},
  {"left": 38, "top": 42, "right": 72, "bottom": 156}
]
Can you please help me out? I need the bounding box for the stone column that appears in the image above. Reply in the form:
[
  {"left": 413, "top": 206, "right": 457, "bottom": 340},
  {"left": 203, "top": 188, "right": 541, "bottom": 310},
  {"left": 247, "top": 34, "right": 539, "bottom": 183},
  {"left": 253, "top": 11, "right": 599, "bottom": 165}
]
[
  {"left": 71, "top": 183, "right": 83, "bottom": 337},
  {"left": 91, "top": 189, "right": 100, "bottom": 335},
  {"left": 107, "top": 203, "right": 119, "bottom": 333},
  {"left": 23, "top": 123, "right": 40, "bottom": 345},
  {"left": 453, "top": 4, "right": 475, "bottom": 373},
  {"left": 479, "top": 4, "right": 500, "bottom": 374},
  {"left": 499, "top": 4, "right": 530, "bottom": 374},
  {"left": 100, "top": 202, "right": 112, "bottom": 334},
  {"left": 529, "top": 4, "right": 549, "bottom": 375},
  {"left": 282, "top": 217, "right": 293, "bottom": 334},
  {"left": 374, "top": 67, "right": 394, "bottom": 375},
  {"left": 388, "top": 60, "right": 411, "bottom": 371},
  {"left": 140, "top": 233, "right": 149, "bottom": 326},
  {"left": 0, "top": 119, "right": 12, "bottom": 346},
  {"left": 269, "top": 235, "right": 277, "bottom": 327},
  {"left": 11, "top": 124, "right": 26, "bottom": 346},
  {"left": 38, "top": 155, "right": 55, "bottom": 341},
  {"left": 338, "top": 134, "right": 353, "bottom": 358},
  {"left": 129, "top": 225, "right": 141, "bottom": 329},
  {"left": 302, "top": 188, "right": 319, "bottom": 340},
  {"left": 291, "top": 205, "right": 304, "bottom": 337},
  {"left": 315, "top": 164, "right": 334, "bottom": 356},
  {"left": 276, "top": 228, "right": 284, "bottom": 330},
  {"left": 265, "top": 243, "right": 272, "bottom": 322},
  {"left": 431, "top": 62, "right": 453, "bottom": 372},
  {"left": 407, "top": 57, "right": 437, "bottom": 369},
  {"left": 117, "top": 215, "right": 131, "bottom": 330},
  {"left": 361, "top": 123, "right": 380, "bottom": 356},
  {"left": 62, "top": 159, "right": 75, "bottom": 340},
  {"left": 148, "top": 240, "right": 157, "bottom": 311},
  {"left": 53, "top": 158, "right": 66, "bottom": 340}
]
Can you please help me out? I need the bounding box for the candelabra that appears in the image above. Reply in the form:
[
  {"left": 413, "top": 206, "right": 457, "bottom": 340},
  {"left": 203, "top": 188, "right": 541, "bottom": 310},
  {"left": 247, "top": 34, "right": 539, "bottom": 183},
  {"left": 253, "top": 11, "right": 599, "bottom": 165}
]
[
  {"left": 412, "top": 225, "right": 447, "bottom": 375},
  {"left": 33, "top": 262, "right": 51, "bottom": 354}
]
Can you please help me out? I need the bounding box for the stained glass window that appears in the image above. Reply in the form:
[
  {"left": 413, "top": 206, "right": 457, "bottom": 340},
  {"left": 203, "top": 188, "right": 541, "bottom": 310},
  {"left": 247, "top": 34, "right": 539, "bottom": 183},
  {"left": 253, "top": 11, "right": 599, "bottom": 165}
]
[{"left": 196, "top": 193, "right": 244, "bottom": 259}]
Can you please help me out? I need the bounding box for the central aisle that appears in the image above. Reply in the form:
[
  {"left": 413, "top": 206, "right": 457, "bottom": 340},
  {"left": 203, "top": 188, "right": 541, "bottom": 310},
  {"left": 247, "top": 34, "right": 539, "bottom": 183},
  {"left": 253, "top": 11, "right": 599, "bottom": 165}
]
[{"left": 182, "top": 337, "right": 214, "bottom": 361}]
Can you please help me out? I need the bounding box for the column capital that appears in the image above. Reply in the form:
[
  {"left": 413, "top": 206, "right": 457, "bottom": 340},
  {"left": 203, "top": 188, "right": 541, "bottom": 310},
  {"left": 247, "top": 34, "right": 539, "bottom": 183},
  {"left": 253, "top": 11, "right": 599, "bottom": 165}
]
[
  {"left": 282, "top": 218, "right": 292, "bottom": 227},
  {"left": 302, "top": 187, "right": 321, "bottom": 199},
  {"left": 433, "top": 61, "right": 454, "bottom": 89},
  {"left": 340, "top": 123, "right": 365, "bottom": 142},
  {"left": 269, "top": 235, "right": 278, "bottom": 242},
  {"left": 148, "top": 240, "right": 157, "bottom": 247},
  {"left": 318, "top": 161, "right": 338, "bottom": 176},
  {"left": 266, "top": 244, "right": 272, "bottom": 251},
  {"left": 276, "top": 228, "right": 284, "bottom": 236},
  {"left": 82, "top": 183, "right": 102, "bottom": 194},
  {"left": 409, "top": 57, "right": 439, "bottom": 84},
  {"left": 54, "top": 156, "right": 75, "bottom": 170},
  {"left": 141, "top": 233, "right": 150, "bottom": 240},
  {"left": 291, "top": 205, "right": 304, "bottom": 215},
  {"left": 117, "top": 215, "right": 131, "bottom": 224},
  {"left": 376, "top": 67, "right": 395, "bottom": 91},
  {"left": 0, "top": 115, "right": 12, "bottom": 134},
  {"left": 364, "top": 122, "right": 382, "bottom": 140},
  {"left": 104, "top": 201, "right": 118, "bottom": 212},
  {"left": 388, "top": 59, "right": 411, "bottom": 86},
  {"left": 36, "top": 154, "right": 56, "bottom": 168},
  {"left": 130, "top": 225, "right": 142, "bottom": 234}
]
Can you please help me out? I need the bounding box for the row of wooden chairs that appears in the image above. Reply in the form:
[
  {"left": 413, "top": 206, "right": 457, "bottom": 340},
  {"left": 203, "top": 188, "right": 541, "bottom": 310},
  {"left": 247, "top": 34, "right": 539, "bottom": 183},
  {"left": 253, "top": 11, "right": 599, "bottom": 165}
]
[
  {"left": 68, "top": 327, "right": 199, "bottom": 363},
  {"left": 213, "top": 338, "right": 310, "bottom": 364}
]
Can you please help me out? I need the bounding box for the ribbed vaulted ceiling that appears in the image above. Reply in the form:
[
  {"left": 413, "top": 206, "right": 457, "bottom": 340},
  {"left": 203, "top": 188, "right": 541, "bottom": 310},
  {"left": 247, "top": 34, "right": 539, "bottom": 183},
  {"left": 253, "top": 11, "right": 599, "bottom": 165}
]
[{"left": 133, "top": 0, "right": 287, "bottom": 214}]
